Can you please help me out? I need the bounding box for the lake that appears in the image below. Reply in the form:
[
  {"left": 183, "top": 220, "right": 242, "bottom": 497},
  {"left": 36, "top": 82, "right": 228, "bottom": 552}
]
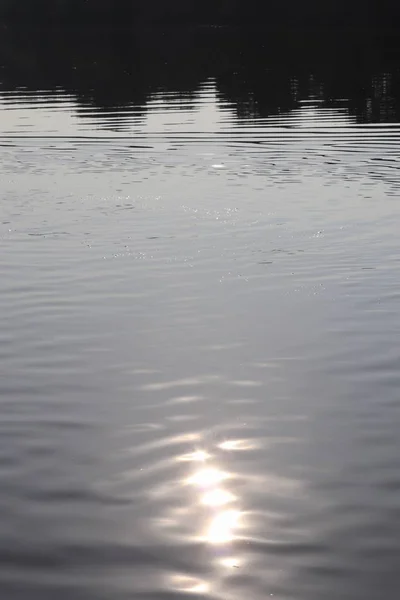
[{"left": 1, "top": 26, "right": 400, "bottom": 599}]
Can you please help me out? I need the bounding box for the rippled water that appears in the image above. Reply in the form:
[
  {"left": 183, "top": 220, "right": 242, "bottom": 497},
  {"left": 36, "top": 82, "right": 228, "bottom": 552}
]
[{"left": 2, "top": 27, "right": 400, "bottom": 599}]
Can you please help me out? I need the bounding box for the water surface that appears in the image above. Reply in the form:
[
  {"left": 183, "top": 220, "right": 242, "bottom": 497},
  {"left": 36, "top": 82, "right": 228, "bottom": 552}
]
[{"left": 1, "top": 27, "right": 400, "bottom": 600}]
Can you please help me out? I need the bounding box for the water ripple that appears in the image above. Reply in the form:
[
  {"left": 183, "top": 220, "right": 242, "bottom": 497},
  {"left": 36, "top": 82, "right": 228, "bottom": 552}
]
[{"left": 2, "top": 37, "right": 400, "bottom": 600}]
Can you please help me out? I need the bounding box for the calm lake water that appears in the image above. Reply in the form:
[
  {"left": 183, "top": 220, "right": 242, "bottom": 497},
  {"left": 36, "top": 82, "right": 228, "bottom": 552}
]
[{"left": 2, "top": 27, "right": 400, "bottom": 599}]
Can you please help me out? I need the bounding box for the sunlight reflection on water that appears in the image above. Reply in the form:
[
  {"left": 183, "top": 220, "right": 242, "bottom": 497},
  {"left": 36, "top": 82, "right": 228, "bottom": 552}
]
[
  {"left": 183, "top": 442, "right": 245, "bottom": 552},
  {"left": 171, "top": 440, "right": 250, "bottom": 597}
]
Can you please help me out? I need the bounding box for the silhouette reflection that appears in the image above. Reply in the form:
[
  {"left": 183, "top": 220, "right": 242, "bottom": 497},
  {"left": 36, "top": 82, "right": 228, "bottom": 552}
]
[{"left": 1, "top": 27, "right": 400, "bottom": 130}]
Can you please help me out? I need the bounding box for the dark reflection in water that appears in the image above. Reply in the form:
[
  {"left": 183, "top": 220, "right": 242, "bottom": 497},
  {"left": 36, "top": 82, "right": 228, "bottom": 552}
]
[
  {"left": 1, "top": 27, "right": 400, "bottom": 128},
  {"left": 2, "top": 25, "right": 400, "bottom": 600}
]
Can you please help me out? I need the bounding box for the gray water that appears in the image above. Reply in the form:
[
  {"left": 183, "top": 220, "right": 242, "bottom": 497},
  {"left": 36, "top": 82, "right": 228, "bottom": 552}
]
[{"left": 2, "top": 28, "right": 400, "bottom": 600}]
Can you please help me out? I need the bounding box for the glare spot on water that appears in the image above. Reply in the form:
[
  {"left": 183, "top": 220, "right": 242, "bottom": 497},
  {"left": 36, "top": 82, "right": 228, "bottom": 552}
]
[
  {"left": 187, "top": 467, "right": 228, "bottom": 487},
  {"left": 230, "top": 379, "right": 263, "bottom": 387},
  {"left": 219, "top": 439, "right": 258, "bottom": 451},
  {"left": 169, "top": 575, "right": 210, "bottom": 595},
  {"left": 167, "top": 395, "right": 204, "bottom": 406},
  {"left": 220, "top": 556, "right": 242, "bottom": 569},
  {"left": 178, "top": 449, "right": 210, "bottom": 462},
  {"left": 201, "top": 488, "right": 235, "bottom": 507},
  {"left": 206, "top": 510, "right": 241, "bottom": 544}
]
